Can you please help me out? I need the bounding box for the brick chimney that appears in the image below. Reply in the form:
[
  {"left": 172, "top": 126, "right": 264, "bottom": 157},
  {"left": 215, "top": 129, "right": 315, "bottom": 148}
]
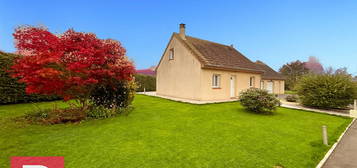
[{"left": 179, "top": 23, "right": 186, "bottom": 40}]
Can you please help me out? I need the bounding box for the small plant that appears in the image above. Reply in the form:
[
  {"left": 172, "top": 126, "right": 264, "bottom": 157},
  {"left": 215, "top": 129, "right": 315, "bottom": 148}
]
[
  {"left": 286, "top": 95, "right": 298, "bottom": 102},
  {"left": 87, "top": 105, "right": 134, "bottom": 119},
  {"left": 87, "top": 105, "right": 117, "bottom": 119},
  {"left": 239, "top": 88, "right": 280, "bottom": 113}
]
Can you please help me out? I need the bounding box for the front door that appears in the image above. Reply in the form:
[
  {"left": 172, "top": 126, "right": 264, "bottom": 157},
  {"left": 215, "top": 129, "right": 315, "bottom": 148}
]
[
  {"left": 230, "top": 76, "right": 236, "bottom": 98},
  {"left": 267, "top": 81, "right": 273, "bottom": 94}
]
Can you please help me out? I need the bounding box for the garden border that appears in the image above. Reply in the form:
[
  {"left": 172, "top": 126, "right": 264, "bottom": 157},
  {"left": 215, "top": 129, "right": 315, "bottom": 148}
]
[{"left": 315, "top": 118, "right": 356, "bottom": 168}]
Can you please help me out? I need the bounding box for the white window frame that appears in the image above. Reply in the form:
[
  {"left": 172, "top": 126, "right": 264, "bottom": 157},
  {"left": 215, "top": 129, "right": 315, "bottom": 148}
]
[
  {"left": 260, "top": 80, "right": 264, "bottom": 89},
  {"left": 249, "top": 76, "right": 255, "bottom": 87},
  {"left": 169, "top": 48, "right": 174, "bottom": 60},
  {"left": 212, "top": 74, "right": 221, "bottom": 88}
]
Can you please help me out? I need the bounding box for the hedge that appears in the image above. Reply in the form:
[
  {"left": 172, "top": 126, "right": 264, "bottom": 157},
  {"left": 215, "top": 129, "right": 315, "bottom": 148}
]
[
  {"left": 134, "top": 74, "right": 156, "bottom": 92},
  {"left": 0, "top": 51, "right": 60, "bottom": 104},
  {"left": 296, "top": 73, "right": 357, "bottom": 109}
]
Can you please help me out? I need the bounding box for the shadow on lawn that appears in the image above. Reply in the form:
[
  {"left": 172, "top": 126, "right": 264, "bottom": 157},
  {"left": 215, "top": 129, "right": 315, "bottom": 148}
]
[{"left": 241, "top": 108, "right": 276, "bottom": 116}]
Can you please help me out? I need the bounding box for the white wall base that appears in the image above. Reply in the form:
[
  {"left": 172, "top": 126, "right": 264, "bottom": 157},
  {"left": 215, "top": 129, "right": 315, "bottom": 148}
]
[{"left": 350, "top": 110, "right": 357, "bottom": 118}]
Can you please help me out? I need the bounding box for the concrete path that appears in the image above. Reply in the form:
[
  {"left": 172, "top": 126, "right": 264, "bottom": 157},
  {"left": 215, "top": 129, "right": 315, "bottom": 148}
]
[
  {"left": 323, "top": 120, "right": 357, "bottom": 168},
  {"left": 137, "top": 92, "right": 238, "bottom": 104},
  {"left": 280, "top": 102, "right": 350, "bottom": 117}
]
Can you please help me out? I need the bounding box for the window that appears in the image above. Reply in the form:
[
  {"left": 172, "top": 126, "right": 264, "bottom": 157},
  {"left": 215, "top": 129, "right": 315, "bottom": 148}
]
[
  {"left": 260, "top": 81, "right": 264, "bottom": 89},
  {"left": 249, "top": 76, "right": 255, "bottom": 87},
  {"left": 169, "top": 48, "right": 174, "bottom": 60},
  {"left": 212, "top": 74, "right": 221, "bottom": 88}
]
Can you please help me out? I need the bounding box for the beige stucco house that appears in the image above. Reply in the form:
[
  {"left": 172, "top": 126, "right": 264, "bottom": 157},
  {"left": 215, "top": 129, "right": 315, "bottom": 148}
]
[
  {"left": 255, "top": 61, "right": 285, "bottom": 94},
  {"left": 156, "top": 24, "right": 285, "bottom": 101}
]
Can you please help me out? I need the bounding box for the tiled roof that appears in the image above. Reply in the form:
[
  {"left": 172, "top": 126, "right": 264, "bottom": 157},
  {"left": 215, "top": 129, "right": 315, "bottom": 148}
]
[
  {"left": 255, "top": 60, "right": 286, "bottom": 80},
  {"left": 175, "top": 33, "right": 264, "bottom": 73}
]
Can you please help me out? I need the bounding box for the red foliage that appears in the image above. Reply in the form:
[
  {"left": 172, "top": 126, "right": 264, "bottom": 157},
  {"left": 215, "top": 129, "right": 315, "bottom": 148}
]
[{"left": 11, "top": 26, "right": 135, "bottom": 101}]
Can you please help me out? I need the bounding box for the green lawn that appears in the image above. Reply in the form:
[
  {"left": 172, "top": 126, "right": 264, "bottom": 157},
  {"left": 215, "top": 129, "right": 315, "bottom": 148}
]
[
  {"left": 0, "top": 95, "right": 352, "bottom": 168},
  {"left": 284, "top": 90, "right": 297, "bottom": 95}
]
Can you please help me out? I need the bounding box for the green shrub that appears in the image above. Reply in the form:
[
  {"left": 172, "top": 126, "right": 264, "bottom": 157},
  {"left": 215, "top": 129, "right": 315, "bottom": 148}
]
[
  {"left": 87, "top": 105, "right": 117, "bottom": 119},
  {"left": 239, "top": 88, "right": 280, "bottom": 113},
  {"left": 286, "top": 95, "right": 298, "bottom": 102},
  {"left": 0, "top": 51, "right": 60, "bottom": 104},
  {"left": 87, "top": 105, "right": 134, "bottom": 119},
  {"left": 296, "top": 74, "right": 357, "bottom": 109},
  {"left": 135, "top": 74, "right": 156, "bottom": 92},
  {"left": 90, "top": 80, "right": 137, "bottom": 109}
]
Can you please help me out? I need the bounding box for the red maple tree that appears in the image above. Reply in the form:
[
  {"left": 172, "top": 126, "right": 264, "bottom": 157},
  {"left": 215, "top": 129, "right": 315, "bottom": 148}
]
[{"left": 11, "top": 25, "right": 135, "bottom": 108}]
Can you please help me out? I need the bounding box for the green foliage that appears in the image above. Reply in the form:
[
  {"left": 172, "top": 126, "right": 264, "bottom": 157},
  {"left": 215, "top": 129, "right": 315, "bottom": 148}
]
[
  {"left": 87, "top": 105, "right": 117, "bottom": 119},
  {"left": 0, "top": 52, "right": 60, "bottom": 104},
  {"left": 286, "top": 95, "right": 298, "bottom": 102},
  {"left": 239, "top": 88, "right": 280, "bottom": 113},
  {"left": 90, "top": 80, "right": 137, "bottom": 109},
  {"left": 87, "top": 105, "right": 134, "bottom": 119},
  {"left": 279, "top": 60, "right": 309, "bottom": 90},
  {"left": 23, "top": 107, "right": 86, "bottom": 124},
  {"left": 296, "top": 74, "right": 357, "bottom": 109},
  {"left": 134, "top": 74, "right": 156, "bottom": 92}
]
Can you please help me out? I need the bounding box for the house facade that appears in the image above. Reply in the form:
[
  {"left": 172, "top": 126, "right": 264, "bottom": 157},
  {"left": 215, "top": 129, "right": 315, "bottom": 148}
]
[
  {"left": 255, "top": 61, "right": 285, "bottom": 94},
  {"left": 156, "top": 24, "right": 285, "bottom": 101}
]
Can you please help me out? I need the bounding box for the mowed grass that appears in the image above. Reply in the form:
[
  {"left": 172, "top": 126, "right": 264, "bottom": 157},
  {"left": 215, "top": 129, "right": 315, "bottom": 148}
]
[
  {"left": 285, "top": 90, "right": 297, "bottom": 95},
  {"left": 0, "top": 95, "right": 352, "bottom": 168}
]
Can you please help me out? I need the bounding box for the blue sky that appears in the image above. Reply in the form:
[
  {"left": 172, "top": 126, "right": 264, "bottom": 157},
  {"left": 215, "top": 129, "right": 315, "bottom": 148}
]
[{"left": 1, "top": 0, "right": 356, "bottom": 75}]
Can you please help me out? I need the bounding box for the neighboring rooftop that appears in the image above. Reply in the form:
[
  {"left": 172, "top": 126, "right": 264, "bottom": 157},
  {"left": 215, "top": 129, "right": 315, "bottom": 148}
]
[
  {"left": 136, "top": 66, "right": 156, "bottom": 76},
  {"left": 255, "top": 60, "right": 286, "bottom": 80}
]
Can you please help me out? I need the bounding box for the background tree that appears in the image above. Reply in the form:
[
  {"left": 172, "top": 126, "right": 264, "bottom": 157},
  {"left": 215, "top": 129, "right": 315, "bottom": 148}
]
[
  {"left": 305, "top": 56, "right": 324, "bottom": 74},
  {"left": 279, "top": 60, "right": 309, "bottom": 90},
  {"left": 10, "top": 25, "right": 135, "bottom": 109},
  {"left": 134, "top": 74, "right": 156, "bottom": 92},
  {"left": 324, "top": 66, "right": 351, "bottom": 77}
]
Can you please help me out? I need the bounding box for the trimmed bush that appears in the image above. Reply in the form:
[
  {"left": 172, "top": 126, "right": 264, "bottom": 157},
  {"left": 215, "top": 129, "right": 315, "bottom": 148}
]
[
  {"left": 135, "top": 74, "right": 156, "bottom": 92},
  {"left": 239, "top": 88, "right": 280, "bottom": 113},
  {"left": 286, "top": 95, "right": 298, "bottom": 102},
  {"left": 0, "top": 51, "right": 59, "bottom": 104},
  {"left": 296, "top": 74, "right": 357, "bottom": 109},
  {"left": 90, "top": 80, "right": 137, "bottom": 109}
]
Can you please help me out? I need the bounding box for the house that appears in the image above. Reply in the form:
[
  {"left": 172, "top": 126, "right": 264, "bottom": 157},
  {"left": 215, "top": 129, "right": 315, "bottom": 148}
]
[
  {"left": 156, "top": 24, "right": 285, "bottom": 101},
  {"left": 255, "top": 61, "right": 285, "bottom": 94},
  {"left": 136, "top": 66, "right": 156, "bottom": 76}
]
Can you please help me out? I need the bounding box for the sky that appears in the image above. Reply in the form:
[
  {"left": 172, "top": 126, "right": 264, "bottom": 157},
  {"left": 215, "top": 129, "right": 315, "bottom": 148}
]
[{"left": 1, "top": 0, "right": 356, "bottom": 75}]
